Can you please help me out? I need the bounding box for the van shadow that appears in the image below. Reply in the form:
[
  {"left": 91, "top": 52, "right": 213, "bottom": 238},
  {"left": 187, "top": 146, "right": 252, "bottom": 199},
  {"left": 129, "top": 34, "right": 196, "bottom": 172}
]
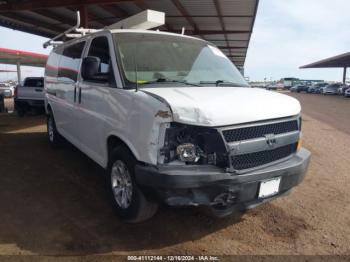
[{"left": 0, "top": 131, "right": 243, "bottom": 255}]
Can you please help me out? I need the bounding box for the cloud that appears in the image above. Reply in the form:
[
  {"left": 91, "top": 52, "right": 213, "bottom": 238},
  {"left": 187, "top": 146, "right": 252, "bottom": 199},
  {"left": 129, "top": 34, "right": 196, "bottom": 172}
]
[{"left": 245, "top": 0, "right": 350, "bottom": 81}]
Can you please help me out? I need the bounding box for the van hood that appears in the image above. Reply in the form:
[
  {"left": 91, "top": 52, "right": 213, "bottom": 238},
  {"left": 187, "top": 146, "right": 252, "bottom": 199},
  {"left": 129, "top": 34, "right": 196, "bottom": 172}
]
[{"left": 142, "top": 87, "right": 301, "bottom": 127}]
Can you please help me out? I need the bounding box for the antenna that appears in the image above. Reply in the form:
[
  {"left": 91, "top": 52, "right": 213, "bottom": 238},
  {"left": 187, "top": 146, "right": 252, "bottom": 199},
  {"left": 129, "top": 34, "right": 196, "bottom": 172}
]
[{"left": 134, "top": 42, "right": 139, "bottom": 92}]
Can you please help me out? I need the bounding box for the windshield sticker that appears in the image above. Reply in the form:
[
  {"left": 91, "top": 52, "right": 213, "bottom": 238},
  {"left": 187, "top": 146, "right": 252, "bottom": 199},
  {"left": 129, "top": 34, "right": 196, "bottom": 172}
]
[{"left": 208, "top": 45, "right": 227, "bottom": 58}]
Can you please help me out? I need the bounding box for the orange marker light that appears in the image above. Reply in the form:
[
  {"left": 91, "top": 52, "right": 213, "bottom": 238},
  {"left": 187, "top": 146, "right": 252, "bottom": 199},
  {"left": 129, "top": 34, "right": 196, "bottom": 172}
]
[{"left": 297, "top": 138, "right": 303, "bottom": 151}]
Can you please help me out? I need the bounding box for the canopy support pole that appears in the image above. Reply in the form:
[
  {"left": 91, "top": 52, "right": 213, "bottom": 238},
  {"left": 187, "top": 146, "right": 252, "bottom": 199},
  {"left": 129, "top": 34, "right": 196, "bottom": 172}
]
[
  {"left": 343, "top": 67, "right": 347, "bottom": 84},
  {"left": 79, "top": 5, "right": 88, "bottom": 28},
  {"left": 16, "top": 62, "right": 21, "bottom": 84}
]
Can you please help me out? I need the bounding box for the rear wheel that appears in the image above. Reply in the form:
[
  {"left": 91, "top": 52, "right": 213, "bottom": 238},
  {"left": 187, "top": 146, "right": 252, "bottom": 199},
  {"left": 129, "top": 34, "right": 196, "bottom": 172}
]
[{"left": 108, "top": 146, "right": 158, "bottom": 223}]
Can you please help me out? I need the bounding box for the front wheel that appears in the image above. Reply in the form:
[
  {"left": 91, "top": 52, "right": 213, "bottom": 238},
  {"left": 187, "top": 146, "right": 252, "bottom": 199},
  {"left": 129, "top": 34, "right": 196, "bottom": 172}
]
[{"left": 108, "top": 146, "right": 158, "bottom": 223}]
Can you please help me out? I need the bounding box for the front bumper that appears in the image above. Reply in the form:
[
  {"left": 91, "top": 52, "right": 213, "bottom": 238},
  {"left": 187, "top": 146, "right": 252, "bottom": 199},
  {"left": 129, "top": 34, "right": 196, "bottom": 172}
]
[{"left": 135, "top": 148, "right": 311, "bottom": 209}]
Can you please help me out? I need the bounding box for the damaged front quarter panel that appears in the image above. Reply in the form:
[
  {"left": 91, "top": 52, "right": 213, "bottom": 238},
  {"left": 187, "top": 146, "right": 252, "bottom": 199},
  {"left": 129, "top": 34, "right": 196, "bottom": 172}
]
[
  {"left": 158, "top": 123, "right": 228, "bottom": 167},
  {"left": 172, "top": 106, "right": 214, "bottom": 126},
  {"left": 155, "top": 110, "right": 172, "bottom": 119}
]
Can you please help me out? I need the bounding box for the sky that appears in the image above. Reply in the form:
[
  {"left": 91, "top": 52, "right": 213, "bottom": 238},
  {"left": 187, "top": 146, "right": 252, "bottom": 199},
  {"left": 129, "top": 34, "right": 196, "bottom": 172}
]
[
  {"left": 245, "top": 0, "right": 350, "bottom": 81},
  {"left": 0, "top": 0, "right": 350, "bottom": 82},
  {"left": 0, "top": 28, "right": 50, "bottom": 81}
]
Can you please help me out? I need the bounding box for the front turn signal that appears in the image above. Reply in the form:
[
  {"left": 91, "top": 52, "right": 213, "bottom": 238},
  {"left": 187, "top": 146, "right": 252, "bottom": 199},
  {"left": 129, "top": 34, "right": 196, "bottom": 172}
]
[{"left": 297, "top": 138, "right": 303, "bottom": 151}]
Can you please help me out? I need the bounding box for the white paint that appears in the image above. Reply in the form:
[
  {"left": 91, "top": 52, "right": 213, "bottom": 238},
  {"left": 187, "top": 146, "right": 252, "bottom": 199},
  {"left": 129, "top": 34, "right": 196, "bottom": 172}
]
[
  {"left": 45, "top": 31, "right": 171, "bottom": 167},
  {"left": 45, "top": 30, "right": 301, "bottom": 169},
  {"left": 107, "top": 10, "right": 165, "bottom": 30},
  {"left": 142, "top": 87, "right": 301, "bottom": 127}
]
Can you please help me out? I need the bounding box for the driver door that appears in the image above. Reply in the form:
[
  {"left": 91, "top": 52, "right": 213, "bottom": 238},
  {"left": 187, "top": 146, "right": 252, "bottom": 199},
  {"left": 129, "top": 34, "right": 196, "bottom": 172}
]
[{"left": 75, "top": 34, "right": 117, "bottom": 165}]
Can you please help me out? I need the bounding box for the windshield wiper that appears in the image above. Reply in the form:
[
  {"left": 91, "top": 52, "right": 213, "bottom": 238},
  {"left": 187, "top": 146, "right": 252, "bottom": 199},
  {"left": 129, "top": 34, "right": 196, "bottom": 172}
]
[
  {"left": 141, "top": 78, "right": 202, "bottom": 87},
  {"left": 200, "top": 80, "right": 249, "bottom": 87}
]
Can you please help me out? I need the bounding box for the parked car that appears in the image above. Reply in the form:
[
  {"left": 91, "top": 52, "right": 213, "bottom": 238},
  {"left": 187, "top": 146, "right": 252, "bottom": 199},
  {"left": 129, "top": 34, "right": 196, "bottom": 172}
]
[
  {"left": 337, "top": 85, "right": 349, "bottom": 95},
  {"left": 290, "top": 85, "right": 297, "bottom": 92},
  {"left": 308, "top": 83, "right": 327, "bottom": 93},
  {"left": 265, "top": 84, "right": 277, "bottom": 90},
  {"left": 14, "top": 77, "right": 45, "bottom": 116},
  {"left": 290, "top": 85, "right": 309, "bottom": 93},
  {"left": 45, "top": 29, "right": 311, "bottom": 222},
  {"left": 344, "top": 88, "right": 350, "bottom": 97},
  {"left": 321, "top": 84, "right": 340, "bottom": 95},
  {"left": 0, "top": 83, "right": 15, "bottom": 98}
]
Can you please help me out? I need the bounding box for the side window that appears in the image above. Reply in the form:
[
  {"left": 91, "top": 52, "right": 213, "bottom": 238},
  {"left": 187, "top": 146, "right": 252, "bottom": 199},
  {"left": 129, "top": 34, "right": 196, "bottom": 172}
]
[
  {"left": 24, "top": 78, "right": 44, "bottom": 87},
  {"left": 45, "top": 48, "right": 62, "bottom": 78},
  {"left": 58, "top": 41, "right": 85, "bottom": 82},
  {"left": 87, "top": 36, "right": 112, "bottom": 76}
]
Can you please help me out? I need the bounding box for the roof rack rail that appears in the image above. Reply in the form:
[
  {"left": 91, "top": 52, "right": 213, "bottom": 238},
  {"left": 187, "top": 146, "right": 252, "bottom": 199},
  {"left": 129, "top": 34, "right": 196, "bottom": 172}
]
[
  {"left": 43, "top": 9, "right": 165, "bottom": 49},
  {"left": 43, "top": 11, "right": 99, "bottom": 48}
]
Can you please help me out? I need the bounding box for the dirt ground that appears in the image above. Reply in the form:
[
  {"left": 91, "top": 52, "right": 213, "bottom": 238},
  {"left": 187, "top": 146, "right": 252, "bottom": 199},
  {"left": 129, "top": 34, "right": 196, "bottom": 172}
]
[{"left": 0, "top": 93, "right": 349, "bottom": 256}]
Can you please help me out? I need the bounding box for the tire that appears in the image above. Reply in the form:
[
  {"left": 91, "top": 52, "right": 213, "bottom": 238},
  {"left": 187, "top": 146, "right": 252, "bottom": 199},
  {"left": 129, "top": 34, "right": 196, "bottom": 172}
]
[
  {"left": 16, "top": 105, "right": 26, "bottom": 117},
  {"left": 108, "top": 146, "right": 158, "bottom": 223},
  {"left": 47, "top": 110, "right": 64, "bottom": 147}
]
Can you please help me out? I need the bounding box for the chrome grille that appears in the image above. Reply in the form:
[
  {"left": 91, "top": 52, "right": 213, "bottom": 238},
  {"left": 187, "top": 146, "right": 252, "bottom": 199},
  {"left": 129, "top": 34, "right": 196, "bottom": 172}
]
[{"left": 222, "top": 120, "right": 299, "bottom": 143}]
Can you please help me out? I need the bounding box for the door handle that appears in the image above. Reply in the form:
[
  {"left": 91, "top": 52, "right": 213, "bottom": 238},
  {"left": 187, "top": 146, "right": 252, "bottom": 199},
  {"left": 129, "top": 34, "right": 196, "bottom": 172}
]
[
  {"left": 78, "top": 87, "right": 82, "bottom": 104},
  {"left": 35, "top": 88, "right": 43, "bottom": 92}
]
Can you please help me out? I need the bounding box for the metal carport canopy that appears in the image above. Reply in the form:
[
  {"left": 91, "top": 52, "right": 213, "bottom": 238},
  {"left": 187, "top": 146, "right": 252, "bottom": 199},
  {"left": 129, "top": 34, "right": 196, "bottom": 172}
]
[
  {"left": 0, "top": 0, "right": 259, "bottom": 69},
  {"left": 0, "top": 47, "right": 48, "bottom": 82},
  {"left": 300, "top": 52, "right": 350, "bottom": 84}
]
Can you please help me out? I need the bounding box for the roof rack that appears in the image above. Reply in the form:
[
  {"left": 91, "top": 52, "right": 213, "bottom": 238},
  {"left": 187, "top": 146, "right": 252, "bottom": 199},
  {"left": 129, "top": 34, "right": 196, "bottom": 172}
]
[
  {"left": 107, "top": 9, "right": 165, "bottom": 30},
  {"left": 43, "top": 11, "right": 99, "bottom": 48},
  {"left": 43, "top": 9, "right": 165, "bottom": 49}
]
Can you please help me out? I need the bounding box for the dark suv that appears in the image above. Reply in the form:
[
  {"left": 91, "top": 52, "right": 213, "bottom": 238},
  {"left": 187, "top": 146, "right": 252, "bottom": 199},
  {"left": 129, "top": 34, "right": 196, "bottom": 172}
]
[{"left": 291, "top": 85, "right": 309, "bottom": 93}]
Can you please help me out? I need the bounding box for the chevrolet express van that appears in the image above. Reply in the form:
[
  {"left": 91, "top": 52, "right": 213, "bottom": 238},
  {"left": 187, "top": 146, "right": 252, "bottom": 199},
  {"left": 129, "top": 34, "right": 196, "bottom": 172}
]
[{"left": 44, "top": 29, "right": 311, "bottom": 222}]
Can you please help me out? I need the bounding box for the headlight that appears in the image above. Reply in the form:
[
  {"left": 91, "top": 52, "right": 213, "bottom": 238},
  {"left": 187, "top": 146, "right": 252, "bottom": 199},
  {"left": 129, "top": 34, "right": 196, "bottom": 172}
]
[
  {"left": 176, "top": 143, "right": 200, "bottom": 163},
  {"left": 159, "top": 123, "right": 227, "bottom": 166}
]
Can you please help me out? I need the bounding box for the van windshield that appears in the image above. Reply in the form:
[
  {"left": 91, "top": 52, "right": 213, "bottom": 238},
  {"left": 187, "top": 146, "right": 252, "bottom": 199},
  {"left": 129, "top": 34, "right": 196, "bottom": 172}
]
[{"left": 113, "top": 32, "right": 249, "bottom": 88}]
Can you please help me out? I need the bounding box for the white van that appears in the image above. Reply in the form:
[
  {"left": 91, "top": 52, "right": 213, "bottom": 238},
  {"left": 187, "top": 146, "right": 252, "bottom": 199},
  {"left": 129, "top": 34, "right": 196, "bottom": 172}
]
[{"left": 44, "top": 29, "right": 311, "bottom": 222}]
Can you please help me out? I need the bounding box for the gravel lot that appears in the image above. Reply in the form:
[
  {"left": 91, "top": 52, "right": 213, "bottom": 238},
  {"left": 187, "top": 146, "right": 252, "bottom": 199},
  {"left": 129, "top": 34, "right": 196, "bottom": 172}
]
[{"left": 0, "top": 93, "right": 349, "bottom": 256}]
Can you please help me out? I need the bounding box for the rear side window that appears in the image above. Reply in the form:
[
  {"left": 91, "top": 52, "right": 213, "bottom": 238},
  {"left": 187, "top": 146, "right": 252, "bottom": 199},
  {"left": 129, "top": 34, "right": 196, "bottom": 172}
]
[
  {"left": 45, "top": 48, "right": 62, "bottom": 78},
  {"left": 58, "top": 41, "right": 85, "bottom": 82},
  {"left": 87, "top": 37, "right": 111, "bottom": 74},
  {"left": 24, "top": 78, "right": 44, "bottom": 87}
]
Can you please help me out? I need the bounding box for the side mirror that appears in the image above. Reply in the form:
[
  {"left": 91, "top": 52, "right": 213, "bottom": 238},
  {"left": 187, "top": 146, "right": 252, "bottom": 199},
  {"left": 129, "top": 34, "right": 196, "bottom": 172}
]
[
  {"left": 81, "top": 56, "right": 109, "bottom": 82},
  {"left": 81, "top": 56, "right": 100, "bottom": 80}
]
